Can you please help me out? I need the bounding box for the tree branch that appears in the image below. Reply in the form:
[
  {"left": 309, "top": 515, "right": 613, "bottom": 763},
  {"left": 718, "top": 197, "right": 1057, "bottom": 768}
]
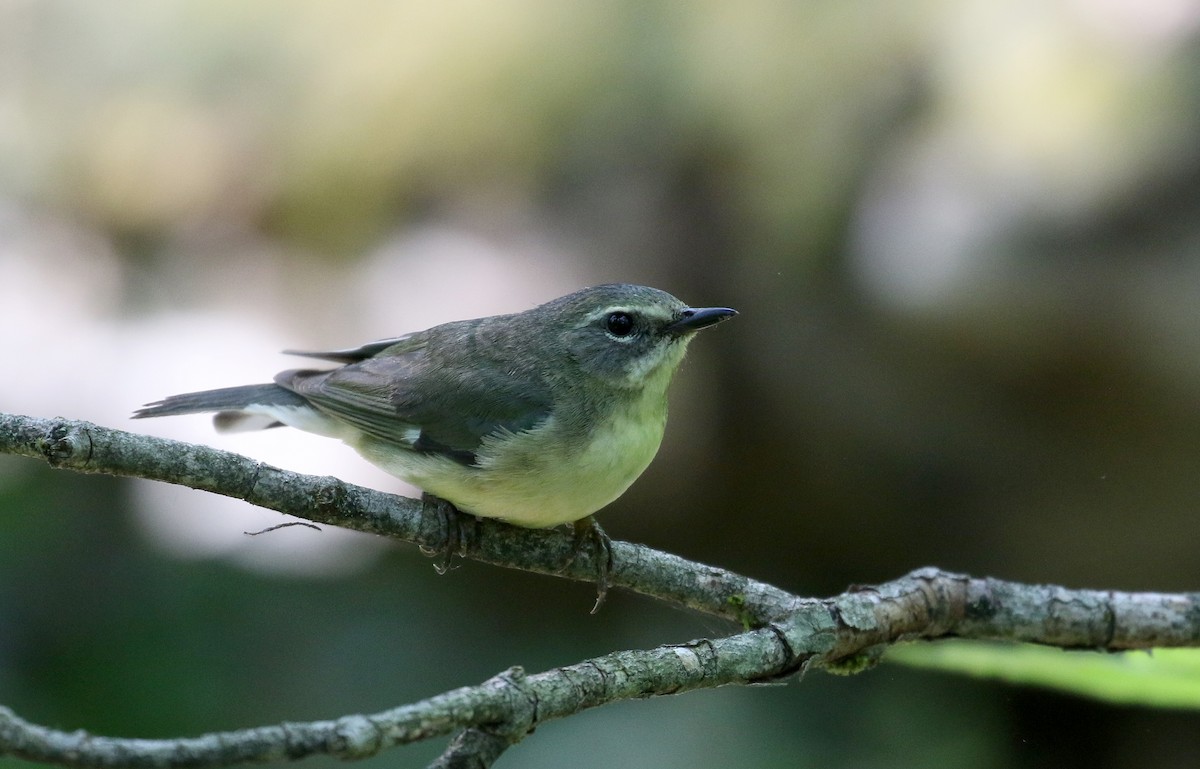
[
  {"left": 428, "top": 728, "right": 512, "bottom": 769},
  {"left": 0, "top": 413, "right": 792, "bottom": 625},
  {"left": 3, "top": 411, "right": 1200, "bottom": 768}
]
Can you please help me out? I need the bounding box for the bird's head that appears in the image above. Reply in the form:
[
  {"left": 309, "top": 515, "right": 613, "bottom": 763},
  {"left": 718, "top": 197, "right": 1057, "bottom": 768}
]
[{"left": 539, "top": 284, "right": 736, "bottom": 391}]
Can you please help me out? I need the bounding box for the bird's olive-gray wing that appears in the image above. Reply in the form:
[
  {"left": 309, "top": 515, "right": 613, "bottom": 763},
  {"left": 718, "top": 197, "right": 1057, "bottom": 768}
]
[{"left": 277, "top": 347, "right": 552, "bottom": 467}]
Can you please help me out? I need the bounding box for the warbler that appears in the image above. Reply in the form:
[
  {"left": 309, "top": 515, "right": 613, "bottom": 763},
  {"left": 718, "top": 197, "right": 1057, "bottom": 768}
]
[{"left": 133, "top": 284, "right": 736, "bottom": 529}]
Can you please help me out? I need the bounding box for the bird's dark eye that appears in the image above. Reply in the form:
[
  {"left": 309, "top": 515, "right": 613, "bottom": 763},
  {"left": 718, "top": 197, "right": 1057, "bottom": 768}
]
[{"left": 605, "top": 312, "right": 636, "bottom": 337}]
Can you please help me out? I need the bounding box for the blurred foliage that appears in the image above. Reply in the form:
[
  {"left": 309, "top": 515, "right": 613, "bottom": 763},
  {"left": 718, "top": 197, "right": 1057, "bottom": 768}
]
[
  {"left": 4, "top": 0, "right": 1200, "bottom": 767},
  {"left": 891, "top": 642, "right": 1200, "bottom": 710}
]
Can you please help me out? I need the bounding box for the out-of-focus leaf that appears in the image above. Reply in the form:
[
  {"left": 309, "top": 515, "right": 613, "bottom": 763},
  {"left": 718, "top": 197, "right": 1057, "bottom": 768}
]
[{"left": 888, "top": 640, "right": 1200, "bottom": 709}]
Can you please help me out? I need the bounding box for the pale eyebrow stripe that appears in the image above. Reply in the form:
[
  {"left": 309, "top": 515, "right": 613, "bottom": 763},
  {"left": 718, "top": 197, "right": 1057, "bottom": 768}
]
[{"left": 585, "top": 305, "right": 676, "bottom": 323}]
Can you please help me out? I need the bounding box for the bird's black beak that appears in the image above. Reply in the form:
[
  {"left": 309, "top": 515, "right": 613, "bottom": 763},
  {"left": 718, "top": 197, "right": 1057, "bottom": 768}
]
[{"left": 667, "top": 306, "right": 738, "bottom": 334}]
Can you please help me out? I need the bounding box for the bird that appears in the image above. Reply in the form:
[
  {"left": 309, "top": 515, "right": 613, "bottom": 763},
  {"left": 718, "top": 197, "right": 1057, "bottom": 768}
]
[{"left": 134, "top": 284, "right": 735, "bottom": 530}]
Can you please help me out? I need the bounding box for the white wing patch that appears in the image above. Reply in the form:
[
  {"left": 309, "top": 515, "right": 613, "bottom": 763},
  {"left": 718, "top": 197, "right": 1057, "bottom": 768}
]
[{"left": 213, "top": 403, "right": 351, "bottom": 440}]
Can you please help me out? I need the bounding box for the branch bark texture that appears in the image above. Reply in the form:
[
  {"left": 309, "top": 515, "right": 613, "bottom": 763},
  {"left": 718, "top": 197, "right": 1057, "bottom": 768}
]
[{"left": 2, "top": 412, "right": 1198, "bottom": 768}]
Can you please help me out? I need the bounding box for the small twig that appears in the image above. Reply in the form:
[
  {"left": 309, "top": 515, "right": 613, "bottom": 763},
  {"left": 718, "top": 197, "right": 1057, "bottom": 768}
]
[
  {"left": 428, "top": 729, "right": 513, "bottom": 769},
  {"left": 243, "top": 521, "right": 322, "bottom": 535}
]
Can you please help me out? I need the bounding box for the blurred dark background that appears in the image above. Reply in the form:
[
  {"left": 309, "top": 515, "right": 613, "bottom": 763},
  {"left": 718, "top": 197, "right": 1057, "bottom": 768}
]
[{"left": 4, "top": 1, "right": 1200, "bottom": 767}]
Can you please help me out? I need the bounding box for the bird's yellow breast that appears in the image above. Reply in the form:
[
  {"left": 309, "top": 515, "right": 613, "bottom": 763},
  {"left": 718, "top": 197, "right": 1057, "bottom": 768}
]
[{"left": 355, "top": 388, "right": 670, "bottom": 528}]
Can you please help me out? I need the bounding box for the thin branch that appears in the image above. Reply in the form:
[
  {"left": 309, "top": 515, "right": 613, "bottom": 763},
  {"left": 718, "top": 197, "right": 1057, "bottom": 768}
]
[
  {"left": 1, "top": 567, "right": 1199, "bottom": 768},
  {"left": 0, "top": 666, "right": 526, "bottom": 768},
  {"left": 4, "top": 410, "right": 1200, "bottom": 769},
  {"left": 428, "top": 729, "right": 512, "bottom": 769},
  {"left": 3, "top": 412, "right": 1199, "bottom": 648},
  {"left": 0, "top": 624, "right": 795, "bottom": 769},
  {"left": 0, "top": 413, "right": 795, "bottom": 624}
]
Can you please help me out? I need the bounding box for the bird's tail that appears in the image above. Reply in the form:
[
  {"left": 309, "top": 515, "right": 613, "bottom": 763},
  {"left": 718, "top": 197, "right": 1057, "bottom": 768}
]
[{"left": 133, "top": 384, "right": 310, "bottom": 433}]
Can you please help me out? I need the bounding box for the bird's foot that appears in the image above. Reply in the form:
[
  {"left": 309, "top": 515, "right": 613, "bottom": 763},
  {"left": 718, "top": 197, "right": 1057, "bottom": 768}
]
[
  {"left": 567, "top": 516, "right": 614, "bottom": 614},
  {"left": 419, "top": 493, "right": 479, "bottom": 574}
]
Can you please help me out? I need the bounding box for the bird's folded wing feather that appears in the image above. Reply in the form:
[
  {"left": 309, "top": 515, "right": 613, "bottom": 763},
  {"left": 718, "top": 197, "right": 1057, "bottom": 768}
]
[
  {"left": 277, "top": 342, "right": 552, "bottom": 466},
  {"left": 282, "top": 334, "right": 416, "bottom": 364}
]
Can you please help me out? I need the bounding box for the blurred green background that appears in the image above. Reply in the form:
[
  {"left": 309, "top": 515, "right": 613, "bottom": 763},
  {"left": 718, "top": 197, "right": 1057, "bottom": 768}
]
[{"left": 4, "top": 0, "right": 1200, "bottom": 766}]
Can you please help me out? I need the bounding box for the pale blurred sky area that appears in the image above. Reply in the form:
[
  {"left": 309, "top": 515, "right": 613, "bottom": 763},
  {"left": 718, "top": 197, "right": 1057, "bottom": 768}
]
[{"left": 3, "top": 2, "right": 1200, "bottom": 767}]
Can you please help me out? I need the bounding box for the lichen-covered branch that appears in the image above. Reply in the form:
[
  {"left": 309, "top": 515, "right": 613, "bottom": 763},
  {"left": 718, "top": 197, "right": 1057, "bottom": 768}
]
[
  {"left": 3, "top": 411, "right": 1200, "bottom": 768},
  {"left": 0, "top": 627, "right": 794, "bottom": 769},
  {"left": 428, "top": 728, "right": 512, "bottom": 769},
  {"left": 0, "top": 413, "right": 792, "bottom": 625},
  {"left": 1, "top": 567, "right": 1198, "bottom": 768}
]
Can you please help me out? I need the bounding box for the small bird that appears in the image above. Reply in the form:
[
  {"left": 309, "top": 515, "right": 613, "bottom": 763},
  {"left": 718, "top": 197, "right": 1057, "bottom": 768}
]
[{"left": 134, "top": 283, "right": 735, "bottom": 541}]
